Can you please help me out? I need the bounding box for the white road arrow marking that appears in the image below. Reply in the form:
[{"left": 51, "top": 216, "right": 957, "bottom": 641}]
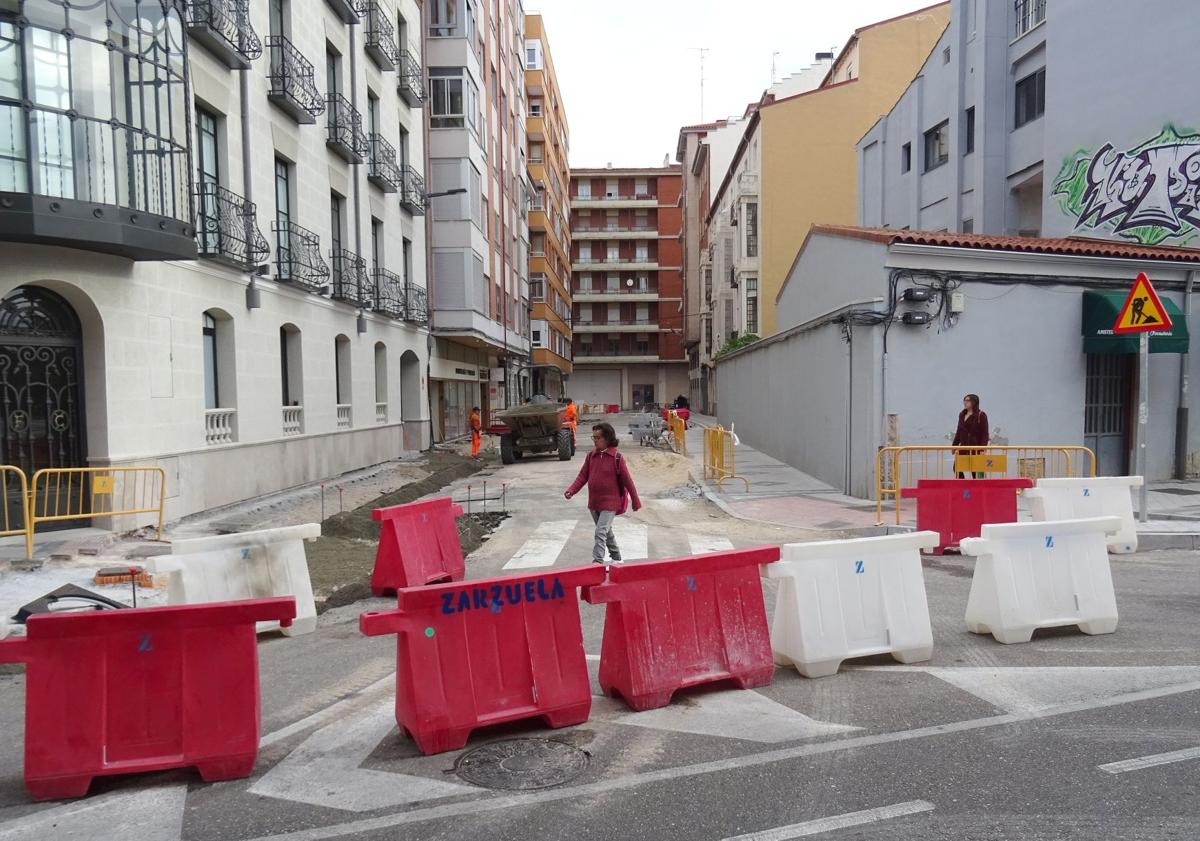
[
  {"left": 603, "top": 689, "right": 861, "bottom": 743},
  {"left": 249, "top": 698, "right": 474, "bottom": 812},
  {"left": 0, "top": 783, "right": 186, "bottom": 841}
]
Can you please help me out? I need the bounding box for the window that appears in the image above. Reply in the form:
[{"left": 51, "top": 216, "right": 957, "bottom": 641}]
[
  {"left": 371, "top": 218, "right": 383, "bottom": 269},
  {"left": 605, "top": 178, "right": 617, "bottom": 198},
  {"left": 430, "top": 67, "right": 465, "bottom": 128},
  {"left": 398, "top": 125, "right": 409, "bottom": 167},
  {"left": 607, "top": 303, "right": 619, "bottom": 322},
  {"left": 269, "top": 0, "right": 287, "bottom": 38},
  {"left": 366, "top": 92, "right": 379, "bottom": 137},
  {"left": 1015, "top": 68, "right": 1046, "bottom": 128},
  {"left": 635, "top": 243, "right": 648, "bottom": 261},
  {"left": 196, "top": 108, "right": 220, "bottom": 188},
  {"left": 577, "top": 181, "right": 591, "bottom": 198},
  {"left": 607, "top": 241, "right": 618, "bottom": 261},
  {"left": 901, "top": 142, "right": 912, "bottom": 173},
  {"left": 526, "top": 46, "right": 537, "bottom": 67},
  {"left": 530, "top": 97, "right": 542, "bottom": 116},
  {"left": 923, "top": 121, "right": 949, "bottom": 171},
  {"left": 274, "top": 158, "right": 292, "bottom": 269},
  {"left": 1015, "top": 0, "right": 1047, "bottom": 38},
  {"left": 335, "top": 334, "right": 351, "bottom": 405},
  {"left": 942, "top": 46, "right": 951, "bottom": 64},
  {"left": 531, "top": 329, "right": 542, "bottom": 347},
  {"left": 964, "top": 107, "right": 975, "bottom": 155},
  {"left": 578, "top": 241, "right": 591, "bottom": 260},
  {"left": 635, "top": 177, "right": 648, "bottom": 196},
  {"left": 579, "top": 303, "right": 592, "bottom": 322},
  {"left": 280, "top": 324, "right": 302, "bottom": 407},
  {"left": 374, "top": 342, "right": 387, "bottom": 411},
  {"left": 962, "top": 218, "right": 974, "bottom": 233},
  {"left": 402, "top": 237, "right": 412, "bottom": 283},
  {"left": 578, "top": 274, "right": 592, "bottom": 292},
  {"left": 635, "top": 335, "right": 649, "bottom": 355},
  {"left": 326, "top": 47, "right": 340, "bottom": 97},
  {"left": 745, "top": 202, "right": 758, "bottom": 257},
  {"left": 745, "top": 278, "right": 759, "bottom": 335},
  {"left": 203, "top": 313, "right": 220, "bottom": 410},
  {"left": 330, "top": 192, "right": 344, "bottom": 251},
  {"left": 429, "top": 0, "right": 458, "bottom": 36},
  {"left": 529, "top": 142, "right": 543, "bottom": 162}
]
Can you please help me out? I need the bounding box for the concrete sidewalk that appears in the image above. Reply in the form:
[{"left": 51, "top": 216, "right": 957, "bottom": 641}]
[{"left": 685, "top": 413, "right": 1200, "bottom": 549}]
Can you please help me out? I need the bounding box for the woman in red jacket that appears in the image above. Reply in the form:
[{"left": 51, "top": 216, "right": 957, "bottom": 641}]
[
  {"left": 953, "top": 393, "right": 989, "bottom": 479},
  {"left": 565, "top": 422, "right": 642, "bottom": 564}
]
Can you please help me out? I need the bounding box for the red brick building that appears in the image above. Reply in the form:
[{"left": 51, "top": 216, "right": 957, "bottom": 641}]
[{"left": 568, "top": 166, "right": 688, "bottom": 409}]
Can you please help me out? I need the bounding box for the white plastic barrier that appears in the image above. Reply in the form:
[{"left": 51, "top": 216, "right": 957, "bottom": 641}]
[
  {"left": 147, "top": 523, "right": 320, "bottom": 636},
  {"left": 765, "top": 531, "right": 940, "bottom": 678},
  {"left": 959, "top": 516, "right": 1120, "bottom": 645},
  {"left": 1025, "top": 476, "right": 1143, "bottom": 554}
]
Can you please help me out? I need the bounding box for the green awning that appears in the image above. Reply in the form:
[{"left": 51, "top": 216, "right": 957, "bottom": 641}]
[{"left": 1082, "top": 291, "right": 1189, "bottom": 354}]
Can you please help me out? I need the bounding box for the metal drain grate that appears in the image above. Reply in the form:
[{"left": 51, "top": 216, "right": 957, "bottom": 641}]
[{"left": 454, "top": 738, "right": 589, "bottom": 790}]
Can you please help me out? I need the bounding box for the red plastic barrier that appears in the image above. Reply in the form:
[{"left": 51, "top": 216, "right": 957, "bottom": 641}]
[
  {"left": 0, "top": 597, "right": 295, "bottom": 801},
  {"left": 605, "top": 403, "right": 620, "bottom": 414},
  {"left": 582, "top": 546, "right": 780, "bottom": 711},
  {"left": 360, "top": 565, "right": 604, "bottom": 755},
  {"left": 901, "top": 478, "right": 1033, "bottom": 554},
  {"left": 370, "top": 497, "right": 465, "bottom": 596}
]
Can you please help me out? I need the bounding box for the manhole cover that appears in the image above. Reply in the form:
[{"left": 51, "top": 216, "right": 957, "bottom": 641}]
[
  {"left": 454, "top": 738, "right": 589, "bottom": 790},
  {"left": 1155, "top": 487, "right": 1200, "bottom": 496}
]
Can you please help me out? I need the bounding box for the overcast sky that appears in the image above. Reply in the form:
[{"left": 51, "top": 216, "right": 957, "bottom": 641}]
[{"left": 527, "top": 0, "right": 942, "bottom": 167}]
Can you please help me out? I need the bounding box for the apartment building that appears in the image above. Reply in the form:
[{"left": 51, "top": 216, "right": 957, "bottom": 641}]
[
  {"left": 704, "top": 3, "right": 950, "bottom": 340},
  {"left": 568, "top": 167, "right": 687, "bottom": 409},
  {"left": 524, "top": 14, "right": 571, "bottom": 400},
  {"left": 0, "top": 0, "right": 430, "bottom": 523},
  {"left": 676, "top": 123, "right": 721, "bottom": 413},
  {"left": 425, "top": 0, "right": 531, "bottom": 438},
  {"left": 858, "top": 0, "right": 1200, "bottom": 248}
]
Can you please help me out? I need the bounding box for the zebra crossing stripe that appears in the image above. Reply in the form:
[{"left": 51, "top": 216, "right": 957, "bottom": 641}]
[
  {"left": 688, "top": 534, "right": 735, "bottom": 554},
  {"left": 502, "top": 520, "right": 578, "bottom": 569},
  {"left": 611, "top": 519, "right": 648, "bottom": 560}
]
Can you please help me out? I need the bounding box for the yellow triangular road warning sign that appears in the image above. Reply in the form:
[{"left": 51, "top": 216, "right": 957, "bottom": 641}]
[{"left": 1113, "top": 272, "right": 1173, "bottom": 334}]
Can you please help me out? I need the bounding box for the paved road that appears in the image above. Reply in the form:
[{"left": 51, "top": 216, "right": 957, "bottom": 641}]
[{"left": 1, "top": 437, "right": 1198, "bottom": 840}]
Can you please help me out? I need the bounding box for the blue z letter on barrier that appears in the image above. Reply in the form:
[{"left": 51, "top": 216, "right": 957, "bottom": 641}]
[
  {"left": 1045, "top": 536, "right": 1055, "bottom": 548},
  {"left": 854, "top": 560, "right": 864, "bottom": 574}
]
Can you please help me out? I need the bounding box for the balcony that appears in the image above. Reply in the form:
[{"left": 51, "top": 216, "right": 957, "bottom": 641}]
[
  {"left": 267, "top": 36, "right": 325, "bottom": 124},
  {"left": 186, "top": 0, "right": 263, "bottom": 69},
  {"left": 400, "top": 166, "right": 426, "bottom": 215},
  {"left": 530, "top": 275, "right": 546, "bottom": 302},
  {"left": 573, "top": 283, "right": 658, "bottom": 301},
  {"left": 325, "top": 0, "right": 367, "bottom": 25},
  {"left": 366, "top": 135, "right": 402, "bottom": 192},
  {"left": 336, "top": 403, "right": 353, "bottom": 429},
  {"left": 194, "top": 183, "right": 270, "bottom": 271},
  {"left": 326, "top": 94, "right": 368, "bottom": 163},
  {"left": 204, "top": 408, "right": 237, "bottom": 445},
  {"left": 573, "top": 318, "right": 660, "bottom": 334},
  {"left": 330, "top": 249, "right": 370, "bottom": 306},
  {"left": 372, "top": 268, "right": 408, "bottom": 319},
  {"left": 571, "top": 194, "right": 658, "bottom": 209},
  {"left": 273, "top": 220, "right": 329, "bottom": 291},
  {"left": 571, "top": 256, "right": 659, "bottom": 272},
  {"left": 365, "top": 2, "right": 398, "bottom": 70},
  {"left": 398, "top": 50, "right": 426, "bottom": 107},
  {"left": 573, "top": 349, "right": 659, "bottom": 364},
  {"left": 405, "top": 283, "right": 429, "bottom": 325},
  {"left": 282, "top": 405, "right": 304, "bottom": 436},
  {"left": 572, "top": 223, "right": 658, "bottom": 240},
  {"left": 376, "top": 402, "right": 388, "bottom": 424}
]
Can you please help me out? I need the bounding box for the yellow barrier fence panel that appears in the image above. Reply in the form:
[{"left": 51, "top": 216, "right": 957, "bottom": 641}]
[
  {"left": 27, "top": 466, "right": 166, "bottom": 559},
  {"left": 875, "top": 446, "right": 1096, "bottom": 525}
]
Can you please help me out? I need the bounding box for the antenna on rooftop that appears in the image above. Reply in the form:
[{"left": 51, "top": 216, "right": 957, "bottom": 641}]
[{"left": 687, "top": 47, "right": 709, "bottom": 120}]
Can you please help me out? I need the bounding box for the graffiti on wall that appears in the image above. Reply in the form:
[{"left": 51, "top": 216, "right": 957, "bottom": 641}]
[{"left": 1053, "top": 126, "right": 1200, "bottom": 246}]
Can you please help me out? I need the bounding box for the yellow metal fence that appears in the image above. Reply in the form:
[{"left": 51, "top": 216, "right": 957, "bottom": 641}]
[
  {"left": 875, "top": 445, "right": 1096, "bottom": 525},
  {"left": 702, "top": 425, "right": 749, "bottom": 491},
  {"left": 667, "top": 411, "right": 688, "bottom": 456},
  {"left": 0, "top": 465, "right": 166, "bottom": 559}
]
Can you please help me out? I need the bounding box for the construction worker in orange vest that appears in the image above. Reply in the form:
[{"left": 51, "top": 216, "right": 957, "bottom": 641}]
[
  {"left": 469, "top": 406, "right": 482, "bottom": 459},
  {"left": 563, "top": 397, "right": 578, "bottom": 452}
]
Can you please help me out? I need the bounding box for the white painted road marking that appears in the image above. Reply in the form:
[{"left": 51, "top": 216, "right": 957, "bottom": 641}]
[
  {"left": 250, "top": 698, "right": 474, "bottom": 812},
  {"left": 240, "top": 678, "right": 1200, "bottom": 841},
  {"left": 261, "top": 672, "right": 395, "bottom": 749},
  {"left": 502, "top": 519, "right": 578, "bottom": 569},
  {"left": 688, "top": 534, "right": 735, "bottom": 554},
  {"left": 611, "top": 518, "right": 648, "bottom": 560},
  {"left": 0, "top": 783, "right": 186, "bottom": 841},
  {"left": 1099, "top": 746, "right": 1200, "bottom": 775},
  {"left": 610, "top": 688, "right": 861, "bottom": 743},
  {"left": 722, "top": 800, "right": 935, "bottom": 840}
]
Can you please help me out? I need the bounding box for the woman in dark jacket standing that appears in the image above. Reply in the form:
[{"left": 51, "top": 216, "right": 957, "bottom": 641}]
[{"left": 953, "top": 393, "right": 989, "bottom": 479}]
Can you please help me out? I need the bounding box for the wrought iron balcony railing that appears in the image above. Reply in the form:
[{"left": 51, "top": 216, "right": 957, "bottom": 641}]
[
  {"left": 372, "top": 268, "right": 407, "bottom": 319},
  {"left": 400, "top": 166, "right": 426, "bottom": 215},
  {"left": 266, "top": 36, "right": 325, "bottom": 124},
  {"left": 398, "top": 50, "right": 426, "bottom": 107},
  {"left": 330, "top": 249, "right": 371, "bottom": 306},
  {"left": 325, "top": 0, "right": 367, "bottom": 25},
  {"left": 273, "top": 220, "right": 328, "bottom": 291},
  {"left": 195, "top": 182, "right": 269, "bottom": 270},
  {"left": 405, "top": 282, "right": 428, "bottom": 325},
  {"left": 367, "top": 134, "right": 401, "bottom": 192},
  {"left": 365, "top": 2, "right": 399, "bottom": 70},
  {"left": 186, "top": 0, "right": 263, "bottom": 68},
  {"left": 326, "top": 93, "right": 368, "bottom": 163}
]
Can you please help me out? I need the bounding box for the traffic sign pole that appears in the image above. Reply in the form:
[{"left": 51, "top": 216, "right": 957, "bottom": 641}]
[{"left": 1137, "top": 331, "right": 1149, "bottom": 523}]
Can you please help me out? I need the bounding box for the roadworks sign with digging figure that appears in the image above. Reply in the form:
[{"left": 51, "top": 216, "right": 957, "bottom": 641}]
[{"left": 1113, "top": 272, "right": 1173, "bottom": 334}]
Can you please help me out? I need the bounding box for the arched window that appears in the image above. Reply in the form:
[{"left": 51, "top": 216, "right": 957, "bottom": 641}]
[
  {"left": 374, "top": 341, "right": 387, "bottom": 423},
  {"left": 280, "top": 323, "right": 303, "bottom": 436},
  {"left": 203, "top": 313, "right": 219, "bottom": 409}
]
